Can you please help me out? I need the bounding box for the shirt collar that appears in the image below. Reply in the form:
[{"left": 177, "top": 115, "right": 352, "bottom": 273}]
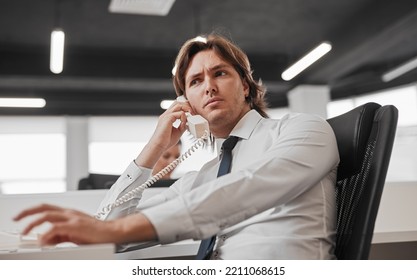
[{"left": 215, "top": 109, "right": 263, "bottom": 150}]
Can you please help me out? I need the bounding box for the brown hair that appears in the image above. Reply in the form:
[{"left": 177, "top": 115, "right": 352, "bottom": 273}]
[{"left": 172, "top": 33, "right": 269, "bottom": 118}]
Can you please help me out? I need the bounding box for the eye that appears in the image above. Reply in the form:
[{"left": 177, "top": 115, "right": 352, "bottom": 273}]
[
  {"left": 215, "top": 70, "right": 227, "bottom": 77},
  {"left": 189, "top": 79, "right": 200, "bottom": 87}
]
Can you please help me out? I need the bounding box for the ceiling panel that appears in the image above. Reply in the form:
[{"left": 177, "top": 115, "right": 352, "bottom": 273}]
[{"left": 1, "top": 0, "right": 417, "bottom": 115}]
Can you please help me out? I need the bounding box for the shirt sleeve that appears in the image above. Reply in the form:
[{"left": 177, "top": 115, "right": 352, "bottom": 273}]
[
  {"left": 95, "top": 161, "right": 199, "bottom": 220},
  {"left": 141, "top": 114, "right": 340, "bottom": 244},
  {"left": 95, "top": 161, "right": 153, "bottom": 220},
  {"left": 137, "top": 170, "right": 199, "bottom": 210}
]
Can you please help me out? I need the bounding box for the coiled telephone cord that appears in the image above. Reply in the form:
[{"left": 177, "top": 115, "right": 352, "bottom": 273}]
[{"left": 94, "top": 133, "right": 208, "bottom": 220}]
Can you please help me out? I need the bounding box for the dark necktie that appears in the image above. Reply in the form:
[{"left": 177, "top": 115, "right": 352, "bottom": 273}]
[{"left": 195, "top": 136, "right": 239, "bottom": 260}]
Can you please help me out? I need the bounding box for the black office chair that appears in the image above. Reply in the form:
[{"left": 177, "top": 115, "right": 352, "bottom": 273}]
[
  {"left": 78, "top": 173, "right": 119, "bottom": 190},
  {"left": 327, "top": 102, "right": 398, "bottom": 259},
  {"left": 78, "top": 173, "right": 176, "bottom": 190}
]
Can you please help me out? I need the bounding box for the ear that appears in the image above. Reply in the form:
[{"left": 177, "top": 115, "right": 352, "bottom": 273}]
[{"left": 242, "top": 79, "right": 250, "bottom": 97}]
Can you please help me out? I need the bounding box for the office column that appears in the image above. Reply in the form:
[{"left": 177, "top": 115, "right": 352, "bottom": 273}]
[
  {"left": 66, "top": 117, "right": 89, "bottom": 191},
  {"left": 287, "top": 85, "right": 330, "bottom": 118}
]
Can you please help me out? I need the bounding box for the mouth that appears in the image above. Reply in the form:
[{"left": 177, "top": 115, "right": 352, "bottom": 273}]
[{"left": 204, "top": 97, "right": 222, "bottom": 108}]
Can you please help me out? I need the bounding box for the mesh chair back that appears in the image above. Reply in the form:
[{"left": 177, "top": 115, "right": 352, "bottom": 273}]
[{"left": 327, "top": 103, "right": 398, "bottom": 259}]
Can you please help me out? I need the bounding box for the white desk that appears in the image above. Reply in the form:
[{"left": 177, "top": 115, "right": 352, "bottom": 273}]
[
  {"left": 0, "top": 188, "right": 176, "bottom": 260},
  {"left": 0, "top": 188, "right": 165, "bottom": 233},
  {"left": 0, "top": 243, "right": 115, "bottom": 260}
]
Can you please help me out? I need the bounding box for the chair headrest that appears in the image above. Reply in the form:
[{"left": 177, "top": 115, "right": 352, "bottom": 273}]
[{"left": 327, "top": 102, "right": 380, "bottom": 180}]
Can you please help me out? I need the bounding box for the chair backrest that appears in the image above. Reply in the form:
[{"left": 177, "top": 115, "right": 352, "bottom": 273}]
[
  {"left": 78, "top": 173, "right": 176, "bottom": 190},
  {"left": 78, "top": 173, "right": 119, "bottom": 190},
  {"left": 327, "top": 102, "right": 398, "bottom": 259}
]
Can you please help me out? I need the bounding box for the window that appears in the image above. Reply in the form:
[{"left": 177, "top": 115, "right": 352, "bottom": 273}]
[
  {"left": 327, "top": 84, "right": 417, "bottom": 126},
  {"left": 88, "top": 116, "right": 158, "bottom": 175},
  {"left": 88, "top": 116, "right": 215, "bottom": 178},
  {"left": 327, "top": 83, "right": 417, "bottom": 182},
  {"left": 0, "top": 117, "right": 66, "bottom": 194},
  {"left": 327, "top": 99, "right": 354, "bottom": 119},
  {"left": 355, "top": 85, "right": 417, "bottom": 127}
]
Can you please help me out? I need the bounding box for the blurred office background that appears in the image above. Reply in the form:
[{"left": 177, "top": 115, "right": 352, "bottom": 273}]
[{"left": 1, "top": 0, "right": 417, "bottom": 194}]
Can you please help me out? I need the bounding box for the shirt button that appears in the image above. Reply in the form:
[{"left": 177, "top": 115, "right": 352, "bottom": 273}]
[{"left": 213, "top": 251, "right": 219, "bottom": 259}]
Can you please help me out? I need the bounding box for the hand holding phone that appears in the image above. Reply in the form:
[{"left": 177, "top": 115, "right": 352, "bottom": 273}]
[
  {"left": 95, "top": 96, "right": 212, "bottom": 220},
  {"left": 176, "top": 95, "right": 210, "bottom": 139}
]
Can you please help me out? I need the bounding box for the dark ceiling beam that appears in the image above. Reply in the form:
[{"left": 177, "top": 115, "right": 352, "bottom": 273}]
[
  {"left": 0, "top": 76, "right": 174, "bottom": 92},
  {"left": 0, "top": 48, "right": 177, "bottom": 79},
  {"left": 0, "top": 101, "right": 165, "bottom": 116},
  {"left": 0, "top": 75, "right": 289, "bottom": 97},
  {"left": 0, "top": 75, "right": 290, "bottom": 115},
  {"left": 0, "top": 48, "right": 288, "bottom": 79},
  {"left": 331, "top": 68, "right": 417, "bottom": 99},
  {"left": 0, "top": 46, "right": 291, "bottom": 115},
  {"left": 302, "top": 2, "right": 417, "bottom": 84}
]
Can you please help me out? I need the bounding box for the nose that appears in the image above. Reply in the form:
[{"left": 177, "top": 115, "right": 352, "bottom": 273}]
[
  {"left": 206, "top": 88, "right": 216, "bottom": 95},
  {"left": 205, "top": 77, "right": 217, "bottom": 96}
]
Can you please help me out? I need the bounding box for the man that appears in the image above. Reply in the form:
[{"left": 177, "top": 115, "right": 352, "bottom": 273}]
[
  {"left": 15, "top": 34, "right": 339, "bottom": 259},
  {"left": 152, "top": 140, "right": 181, "bottom": 180}
]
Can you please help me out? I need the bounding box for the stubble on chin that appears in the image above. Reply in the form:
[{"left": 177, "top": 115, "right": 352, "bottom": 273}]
[{"left": 206, "top": 110, "right": 235, "bottom": 137}]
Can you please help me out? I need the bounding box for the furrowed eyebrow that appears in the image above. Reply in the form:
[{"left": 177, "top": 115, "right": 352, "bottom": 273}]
[
  {"left": 186, "top": 72, "right": 201, "bottom": 84},
  {"left": 186, "top": 63, "right": 232, "bottom": 83},
  {"left": 209, "top": 63, "right": 230, "bottom": 72}
]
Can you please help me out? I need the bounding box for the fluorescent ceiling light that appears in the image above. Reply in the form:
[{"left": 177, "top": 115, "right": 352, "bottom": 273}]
[
  {"left": 281, "top": 42, "right": 332, "bottom": 81},
  {"left": 109, "top": 0, "right": 175, "bottom": 16},
  {"left": 193, "top": 36, "right": 207, "bottom": 43},
  {"left": 381, "top": 56, "right": 417, "bottom": 82},
  {"left": 50, "top": 29, "right": 65, "bottom": 74},
  {"left": 0, "top": 98, "right": 46, "bottom": 108},
  {"left": 160, "top": 99, "right": 174, "bottom": 109}
]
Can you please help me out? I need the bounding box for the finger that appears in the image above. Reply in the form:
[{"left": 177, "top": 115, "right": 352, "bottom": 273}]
[
  {"left": 41, "top": 218, "right": 99, "bottom": 245},
  {"left": 179, "top": 111, "right": 188, "bottom": 131},
  {"left": 165, "top": 111, "right": 188, "bottom": 127},
  {"left": 14, "top": 204, "right": 63, "bottom": 221},
  {"left": 41, "top": 234, "right": 70, "bottom": 246},
  {"left": 40, "top": 224, "right": 72, "bottom": 245},
  {"left": 173, "top": 101, "right": 192, "bottom": 113},
  {"left": 21, "top": 211, "right": 68, "bottom": 235}
]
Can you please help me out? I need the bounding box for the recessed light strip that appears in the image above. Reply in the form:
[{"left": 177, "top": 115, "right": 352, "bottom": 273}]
[
  {"left": 281, "top": 41, "right": 332, "bottom": 81},
  {"left": 50, "top": 29, "right": 65, "bottom": 74},
  {"left": 160, "top": 100, "right": 174, "bottom": 109},
  {"left": 0, "top": 98, "right": 46, "bottom": 108},
  {"left": 381, "top": 56, "right": 417, "bottom": 82}
]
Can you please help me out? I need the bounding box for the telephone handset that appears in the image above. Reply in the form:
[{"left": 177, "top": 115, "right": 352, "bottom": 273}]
[
  {"left": 176, "top": 95, "right": 209, "bottom": 138},
  {"left": 94, "top": 96, "right": 212, "bottom": 220}
]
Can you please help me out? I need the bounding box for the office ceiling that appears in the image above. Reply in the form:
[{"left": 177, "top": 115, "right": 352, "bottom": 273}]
[{"left": 1, "top": 0, "right": 417, "bottom": 115}]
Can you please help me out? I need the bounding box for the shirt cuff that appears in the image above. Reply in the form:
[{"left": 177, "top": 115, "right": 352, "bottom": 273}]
[
  {"left": 97, "top": 160, "right": 152, "bottom": 216},
  {"left": 114, "top": 160, "right": 151, "bottom": 196}
]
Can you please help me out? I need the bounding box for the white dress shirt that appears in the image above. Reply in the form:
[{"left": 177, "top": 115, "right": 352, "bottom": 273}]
[{"left": 97, "top": 110, "right": 340, "bottom": 259}]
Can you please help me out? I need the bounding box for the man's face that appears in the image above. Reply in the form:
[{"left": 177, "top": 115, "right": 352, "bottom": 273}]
[{"left": 184, "top": 50, "right": 251, "bottom": 137}]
